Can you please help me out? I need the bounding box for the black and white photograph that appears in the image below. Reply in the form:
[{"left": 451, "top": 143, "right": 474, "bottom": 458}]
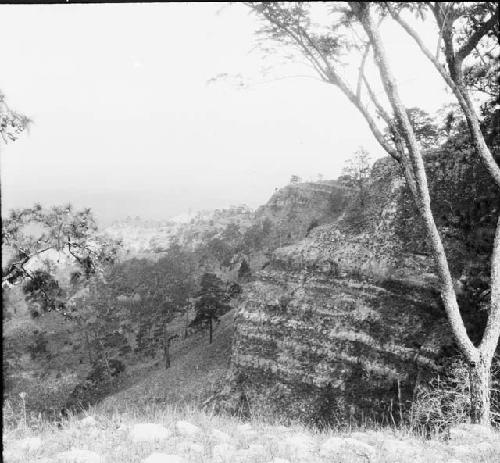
[{"left": 1, "top": 2, "right": 499, "bottom": 462}]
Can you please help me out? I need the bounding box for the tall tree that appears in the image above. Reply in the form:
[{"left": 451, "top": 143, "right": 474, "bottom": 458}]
[
  {"left": 245, "top": 1, "right": 500, "bottom": 424},
  {"left": 190, "top": 272, "right": 231, "bottom": 344}
]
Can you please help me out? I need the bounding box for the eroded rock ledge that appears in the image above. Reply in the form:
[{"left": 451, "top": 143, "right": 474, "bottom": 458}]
[{"left": 226, "top": 149, "right": 499, "bottom": 424}]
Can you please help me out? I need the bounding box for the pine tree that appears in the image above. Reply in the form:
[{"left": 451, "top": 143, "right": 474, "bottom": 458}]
[{"left": 190, "top": 273, "right": 230, "bottom": 344}]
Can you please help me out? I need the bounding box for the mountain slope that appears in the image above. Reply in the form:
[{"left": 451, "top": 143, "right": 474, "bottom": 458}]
[{"left": 102, "top": 310, "right": 235, "bottom": 411}]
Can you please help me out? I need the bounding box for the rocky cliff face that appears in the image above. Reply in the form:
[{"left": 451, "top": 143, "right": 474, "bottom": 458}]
[
  {"left": 227, "top": 150, "right": 499, "bottom": 425},
  {"left": 254, "top": 180, "right": 347, "bottom": 248}
]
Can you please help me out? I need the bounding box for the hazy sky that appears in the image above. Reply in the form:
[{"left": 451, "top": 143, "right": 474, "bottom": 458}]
[{"left": 0, "top": 2, "right": 453, "bottom": 224}]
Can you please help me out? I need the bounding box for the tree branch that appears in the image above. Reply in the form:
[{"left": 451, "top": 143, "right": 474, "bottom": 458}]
[
  {"left": 356, "top": 42, "right": 371, "bottom": 99},
  {"left": 362, "top": 74, "right": 392, "bottom": 125},
  {"left": 248, "top": 2, "right": 401, "bottom": 162},
  {"left": 335, "top": 74, "right": 401, "bottom": 161},
  {"left": 2, "top": 247, "right": 53, "bottom": 284},
  {"left": 386, "top": 2, "right": 500, "bottom": 188},
  {"left": 457, "top": 10, "right": 498, "bottom": 61}
]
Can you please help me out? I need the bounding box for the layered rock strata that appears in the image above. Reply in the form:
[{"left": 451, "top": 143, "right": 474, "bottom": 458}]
[{"left": 229, "top": 150, "right": 499, "bottom": 423}]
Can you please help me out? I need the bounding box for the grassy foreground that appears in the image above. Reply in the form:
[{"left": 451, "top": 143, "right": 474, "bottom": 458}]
[{"left": 3, "top": 401, "right": 500, "bottom": 463}]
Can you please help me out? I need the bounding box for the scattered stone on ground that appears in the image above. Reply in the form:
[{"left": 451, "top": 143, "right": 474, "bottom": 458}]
[
  {"left": 79, "top": 416, "right": 97, "bottom": 427},
  {"left": 235, "top": 443, "right": 267, "bottom": 461},
  {"left": 17, "top": 436, "right": 43, "bottom": 451},
  {"left": 476, "top": 441, "right": 496, "bottom": 453},
  {"left": 117, "top": 423, "right": 128, "bottom": 432},
  {"left": 212, "top": 443, "right": 237, "bottom": 462},
  {"left": 175, "top": 420, "right": 201, "bottom": 437},
  {"left": 449, "top": 423, "right": 494, "bottom": 443},
  {"left": 236, "top": 423, "right": 253, "bottom": 433},
  {"left": 4, "top": 417, "right": 500, "bottom": 463},
  {"left": 319, "top": 436, "right": 376, "bottom": 462},
  {"left": 130, "top": 423, "right": 171, "bottom": 443},
  {"left": 210, "top": 429, "right": 231, "bottom": 442},
  {"left": 380, "top": 437, "right": 418, "bottom": 461},
  {"left": 56, "top": 448, "right": 103, "bottom": 463},
  {"left": 177, "top": 441, "right": 204, "bottom": 455},
  {"left": 281, "top": 432, "right": 315, "bottom": 457},
  {"left": 142, "top": 453, "right": 187, "bottom": 463},
  {"left": 235, "top": 423, "right": 258, "bottom": 441}
]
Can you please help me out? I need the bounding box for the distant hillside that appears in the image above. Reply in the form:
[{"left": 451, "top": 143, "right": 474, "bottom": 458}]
[
  {"left": 103, "top": 181, "right": 347, "bottom": 261},
  {"left": 103, "top": 205, "right": 255, "bottom": 258},
  {"left": 3, "top": 178, "right": 348, "bottom": 419}
]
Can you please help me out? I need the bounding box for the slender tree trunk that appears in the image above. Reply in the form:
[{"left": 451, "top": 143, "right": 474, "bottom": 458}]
[
  {"left": 99, "top": 339, "right": 112, "bottom": 377},
  {"left": 163, "top": 324, "right": 171, "bottom": 369},
  {"left": 356, "top": 2, "right": 478, "bottom": 359},
  {"left": 469, "top": 355, "right": 492, "bottom": 425},
  {"left": 84, "top": 329, "right": 93, "bottom": 364},
  {"left": 209, "top": 318, "right": 213, "bottom": 345},
  {"left": 164, "top": 338, "right": 171, "bottom": 369},
  {"left": 354, "top": 3, "right": 497, "bottom": 423}
]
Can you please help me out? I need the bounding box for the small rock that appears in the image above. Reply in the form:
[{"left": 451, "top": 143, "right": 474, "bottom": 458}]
[
  {"left": 247, "top": 443, "right": 266, "bottom": 454},
  {"left": 2, "top": 449, "right": 20, "bottom": 461},
  {"left": 381, "top": 438, "right": 416, "bottom": 459},
  {"left": 56, "top": 448, "right": 103, "bottom": 463},
  {"left": 452, "top": 445, "right": 475, "bottom": 458},
  {"left": 343, "top": 437, "right": 376, "bottom": 456},
  {"left": 236, "top": 423, "right": 253, "bottom": 433},
  {"left": 142, "top": 453, "right": 187, "bottom": 463},
  {"left": 177, "top": 442, "right": 204, "bottom": 454},
  {"left": 283, "top": 432, "right": 315, "bottom": 456},
  {"left": 80, "top": 416, "right": 97, "bottom": 427},
  {"left": 476, "top": 441, "right": 495, "bottom": 453},
  {"left": 212, "top": 443, "right": 237, "bottom": 462},
  {"left": 350, "top": 432, "right": 370, "bottom": 440},
  {"left": 130, "top": 423, "right": 171, "bottom": 443},
  {"left": 272, "top": 426, "right": 290, "bottom": 433},
  {"left": 319, "top": 437, "right": 343, "bottom": 456},
  {"left": 236, "top": 423, "right": 258, "bottom": 440},
  {"left": 211, "top": 429, "right": 232, "bottom": 442},
  {"left": 320, "top": 437, "right": 375, "bottom": 462},
  {"left": 236, "top": 443, "right": 267, "bottom": 461},
  {"left": 449, "top": 423, "right": 493, "bottom": 442},
  {"left": 18, "top": 436, "right": 42, "bottom": 451},
  {"left": 175, "top": 420, "right": 201, "bottom": 437}
]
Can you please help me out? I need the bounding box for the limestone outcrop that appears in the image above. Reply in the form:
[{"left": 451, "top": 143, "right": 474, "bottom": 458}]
[{"left": 227, "top": 150, "right": 499, "bottom": 424}]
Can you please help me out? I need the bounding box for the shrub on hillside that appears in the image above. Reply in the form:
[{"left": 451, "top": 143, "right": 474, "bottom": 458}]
[
  {"left": 410, "top": 356, "right": 500, "bottom": 433},
  {"left": 4, "top": 371, "right": 80, "bottom": 424}
]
